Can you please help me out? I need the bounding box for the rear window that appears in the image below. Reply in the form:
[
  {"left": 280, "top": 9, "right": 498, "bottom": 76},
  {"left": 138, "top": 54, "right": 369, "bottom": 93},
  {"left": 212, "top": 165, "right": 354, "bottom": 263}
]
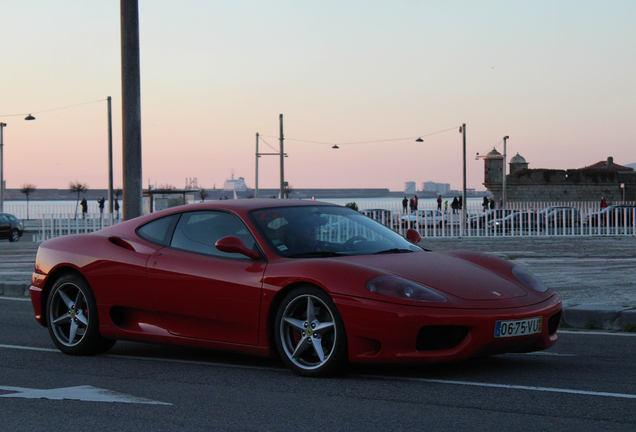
[{"left": 137, "top": 215, "right": 178, "bottom": 246}]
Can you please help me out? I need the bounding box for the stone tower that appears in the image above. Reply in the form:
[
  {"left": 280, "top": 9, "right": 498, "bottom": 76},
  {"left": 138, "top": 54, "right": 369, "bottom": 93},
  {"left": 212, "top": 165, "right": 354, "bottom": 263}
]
[
  {"left": 509, "top": 153, "right": 529, "bottom": 174},
  {"left": 483, "top": 148, "right": 503, "bottom": 200}
]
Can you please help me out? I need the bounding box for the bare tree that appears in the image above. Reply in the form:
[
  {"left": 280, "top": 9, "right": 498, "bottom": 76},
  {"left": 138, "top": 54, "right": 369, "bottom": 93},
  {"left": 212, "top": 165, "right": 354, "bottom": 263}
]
[
  {"left": 69, "top": 181, "right": 89, "bottom": 219},
  {"left": 20, "top": 184, "right": 36, "bottom": 219},
  {"left": 199, "top": 188, "right": 209, "bottom": 202}
]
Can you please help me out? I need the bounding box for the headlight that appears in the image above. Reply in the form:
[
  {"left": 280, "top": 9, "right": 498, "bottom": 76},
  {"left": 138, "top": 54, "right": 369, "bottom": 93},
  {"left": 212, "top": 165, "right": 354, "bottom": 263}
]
[
  {"left": 366, "top": 276, "right": 447, "bottom": 302},
  {"left": 512, "top": 266, "right": 549, "bottom": 293}
]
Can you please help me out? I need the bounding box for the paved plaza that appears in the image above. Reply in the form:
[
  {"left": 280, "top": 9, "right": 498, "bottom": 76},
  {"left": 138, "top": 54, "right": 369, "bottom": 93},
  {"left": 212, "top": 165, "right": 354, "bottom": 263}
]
[{"left": 1, "top": 234, "right": 635, "bottom": 330}]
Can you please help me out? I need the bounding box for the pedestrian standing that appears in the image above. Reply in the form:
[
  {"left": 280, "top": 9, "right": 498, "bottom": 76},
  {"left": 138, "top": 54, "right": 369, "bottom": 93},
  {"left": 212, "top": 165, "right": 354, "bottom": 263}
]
[
  {"left": 98, "top": 197, "right": 105, "bottom": 217},
  {"left": 489, "top": 197, "right": 495, "bottom": 210},
  {"left": 114, "top": 198, "right": 120, "bottom": 219},
  {"left": 413, "top": 195, "right": 419, "bottom": 211},
  {"left": 437, "top": 195, "right": 442, "bottom": 211},
  {"left": 451, "top": 197, "right": 459, "bottom": 214},
  {"left": 409, "top": 198, "right": 415, "bottom": 213},
  {"left": 601, "top": 196, "right": 607, "bottom": 209},
  {"left": 444, "top": 200, "right": 448, "bottom": 213},
  {"left": 402, "top": 196, "right": 408, "bottom": 213},
  {"left": 482, "top": 196, "right": 489, "bottom": 212},
  {"left": 81, "top": 198, "right": 88, "bottom": 219}
]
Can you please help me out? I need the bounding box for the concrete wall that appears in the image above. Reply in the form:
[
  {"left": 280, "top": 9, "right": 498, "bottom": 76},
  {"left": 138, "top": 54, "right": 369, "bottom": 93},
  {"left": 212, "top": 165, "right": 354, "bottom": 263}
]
[{"left": 487, "top": 169, "right": 636, "bottom": 203}]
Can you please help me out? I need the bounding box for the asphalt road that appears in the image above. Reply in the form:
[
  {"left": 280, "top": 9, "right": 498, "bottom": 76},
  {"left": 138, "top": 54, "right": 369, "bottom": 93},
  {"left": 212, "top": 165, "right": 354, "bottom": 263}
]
[{"left": 2, "top": 297, "right": 635, "bottom": 431}]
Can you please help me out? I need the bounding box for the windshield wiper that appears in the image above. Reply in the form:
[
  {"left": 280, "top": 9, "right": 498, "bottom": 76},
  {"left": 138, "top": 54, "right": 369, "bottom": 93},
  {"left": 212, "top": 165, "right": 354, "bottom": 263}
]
[
  {"left": 287, "top": 251, "right": 344, "bottom": 258},
  {"left": 373, "top": 248, "right": 414, "bottom": 255}
]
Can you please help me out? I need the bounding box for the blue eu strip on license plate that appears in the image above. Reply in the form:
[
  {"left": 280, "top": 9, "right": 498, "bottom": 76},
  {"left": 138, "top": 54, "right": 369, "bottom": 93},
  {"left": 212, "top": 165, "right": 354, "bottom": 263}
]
[{"left": 494, "top": 317, "right": 542, "bottom": 338}]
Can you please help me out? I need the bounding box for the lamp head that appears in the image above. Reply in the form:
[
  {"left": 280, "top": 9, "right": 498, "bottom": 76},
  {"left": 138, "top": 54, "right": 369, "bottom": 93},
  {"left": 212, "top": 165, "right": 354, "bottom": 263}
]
[{"left": 25, "top": 114, "right": 36, "bottom": 121}]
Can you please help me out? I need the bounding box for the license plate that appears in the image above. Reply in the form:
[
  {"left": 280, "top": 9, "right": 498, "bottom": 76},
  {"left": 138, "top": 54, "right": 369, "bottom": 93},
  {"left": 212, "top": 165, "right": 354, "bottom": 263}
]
[{"left": 494, "top": 317, "right": 542, "bottom": 338}]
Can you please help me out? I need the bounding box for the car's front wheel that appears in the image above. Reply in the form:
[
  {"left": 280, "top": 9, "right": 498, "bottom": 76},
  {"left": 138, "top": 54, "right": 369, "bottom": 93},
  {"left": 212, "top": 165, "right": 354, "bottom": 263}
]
[
  {"left": 46, "top": 273, "right": 115, "bottom": 355},
  {"left": 9, "top": 229, "right": 19, "bottom": 242},
  {"left": 275, "top": 286, "right": 348, "bottom": 377}
]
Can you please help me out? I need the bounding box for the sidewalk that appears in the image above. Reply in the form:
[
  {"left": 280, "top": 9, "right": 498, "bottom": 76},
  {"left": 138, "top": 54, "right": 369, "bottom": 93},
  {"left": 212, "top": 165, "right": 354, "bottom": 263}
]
[{"left": 2, "top": 236, "right": 635, "bottom": 330}]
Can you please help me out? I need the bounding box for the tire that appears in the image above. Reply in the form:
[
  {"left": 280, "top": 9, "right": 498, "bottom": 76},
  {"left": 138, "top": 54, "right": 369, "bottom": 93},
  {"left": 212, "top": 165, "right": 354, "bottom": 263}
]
[
  {"left": 274, "top": 286, "right": 348, "bottom": 377},
  {"left": 46, "top": 273, "right": 116, "bottom": 355},
  {"left": 9, "top": 229, "right": 19, "bottom": 242}
]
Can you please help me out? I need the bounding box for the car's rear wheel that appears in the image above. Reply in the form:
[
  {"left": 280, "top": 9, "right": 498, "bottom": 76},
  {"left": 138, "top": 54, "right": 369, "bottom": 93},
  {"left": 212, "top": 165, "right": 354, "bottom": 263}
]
[
  {"left": 275, "top": 286, "right": 347, "bottom": 377},
  {"left": 46, "top": 273, "right": 115, "bottom": 355},
  {"left": 9, "top": 229, "right": 19, "bottom": 242}
]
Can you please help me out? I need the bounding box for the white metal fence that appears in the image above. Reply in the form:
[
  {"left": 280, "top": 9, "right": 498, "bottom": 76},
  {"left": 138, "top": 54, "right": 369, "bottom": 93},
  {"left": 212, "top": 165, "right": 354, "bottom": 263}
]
[
  {"left": 320, "top": 200, "right": 636, "bottom": 238},
  {"left": 28, "top": 200, "right": 636, "bottom": 242},
  {"left": 35, "top": 214, "right": 121, "bottom": 242}
]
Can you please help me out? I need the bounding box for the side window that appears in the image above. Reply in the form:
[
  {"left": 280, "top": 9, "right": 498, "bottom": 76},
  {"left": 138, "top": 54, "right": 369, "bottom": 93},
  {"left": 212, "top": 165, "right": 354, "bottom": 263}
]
[
  {"left": 170, "top": 211, "right": 256, "bottom": 259},
  {"left": 137, "top": 215, "right": 178, "bottom": 246}
]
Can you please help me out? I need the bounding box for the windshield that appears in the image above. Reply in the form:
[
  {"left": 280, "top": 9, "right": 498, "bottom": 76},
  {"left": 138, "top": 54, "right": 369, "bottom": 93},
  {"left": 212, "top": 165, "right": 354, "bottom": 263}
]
[{"left": 249, "top": 205, "right": 422, "bottom": 258}]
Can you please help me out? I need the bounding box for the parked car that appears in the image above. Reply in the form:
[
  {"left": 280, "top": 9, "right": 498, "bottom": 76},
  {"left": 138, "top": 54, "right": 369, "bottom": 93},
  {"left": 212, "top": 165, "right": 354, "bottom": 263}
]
[
  {"left": 469, "top": 209, "right": 516, "bottom": 229},
  {"left": 489, "top": 211, "right": 539, "bottom": 233},
  {"left": 361, "top": 208, "right": 393, "bottom": 227},
  {"left": 0, "top": 212, "right": 24, "bottom": 242},
  {"left": 588, "top": 205, "right": 636, "bottom": 227},
  {"left": 29, "top": 200, "right": 562, "bottom": 377},
  {"left": 537, "top": 206, "right": 576, "bottom": 228},
  {"left": 400, "top": 209, "right": 445, "bottom": 228},
  {"left": 544, "top": 208, "right": 582, "bottom": 228}
]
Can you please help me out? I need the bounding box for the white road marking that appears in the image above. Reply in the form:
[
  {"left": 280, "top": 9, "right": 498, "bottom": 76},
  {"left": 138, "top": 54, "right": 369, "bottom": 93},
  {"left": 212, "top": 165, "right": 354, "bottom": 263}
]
[
  {"left": 522, "top": 351, "right": 576, "bottom": 356},
  {"left": 0, "top": 385, "right": 171, "bottom": 405},
  {"left": 0, "top": 344, "right": 58, "bottom": 353},
  {"left": 361, "top": 376, "right": 636, "bottom": 400},
  {"left": 2, "top": 343, "right": 636, "bottom": 400},
  {"left": 559, "top": 330, "right": 636, "bottom": 337},
  {"left": 0, "top": 297, "right": 31, "bottom": 302}
]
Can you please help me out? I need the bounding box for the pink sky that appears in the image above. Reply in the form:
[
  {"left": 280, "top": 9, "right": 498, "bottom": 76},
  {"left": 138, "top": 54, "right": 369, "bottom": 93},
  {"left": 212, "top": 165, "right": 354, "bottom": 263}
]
[{"left": 2, "top": 1, "right": 634, "bottom": 192}]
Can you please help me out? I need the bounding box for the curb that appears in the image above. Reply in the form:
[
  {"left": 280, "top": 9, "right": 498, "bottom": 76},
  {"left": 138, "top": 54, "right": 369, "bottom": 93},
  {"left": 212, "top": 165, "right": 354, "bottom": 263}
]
[
  {"left": 562, "top": 304, "right": 636, "bottom": 331},
  {"left": 0, "top": 283, "right": 30, "bottom": 298}
]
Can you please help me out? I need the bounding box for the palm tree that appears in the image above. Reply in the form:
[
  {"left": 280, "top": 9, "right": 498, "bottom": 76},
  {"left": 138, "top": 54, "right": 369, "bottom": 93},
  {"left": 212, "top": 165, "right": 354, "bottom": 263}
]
[
  {"left": 69, "top": 181, "right": 89, "bottom": 219},
  {"left": 199, "top": 188, "right": 209, "bottom": 202},
  {"left": 20, "top": 184, "right": 36, "bottom": 220}
]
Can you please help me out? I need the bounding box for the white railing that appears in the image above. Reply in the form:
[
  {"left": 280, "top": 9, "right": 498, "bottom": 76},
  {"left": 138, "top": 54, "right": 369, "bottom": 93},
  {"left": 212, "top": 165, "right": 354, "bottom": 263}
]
[
  {"left": 332, "top": 200, "right": 636, "bottom": 238},
  {"left": 35, "top": 214, "right": 122, "bottom": 242},
  {"left": 29, "top": 200, "right": 636, "bottom": 242},
  {"left": 4, "top": 201, "right": 110, "bottom": 220}
]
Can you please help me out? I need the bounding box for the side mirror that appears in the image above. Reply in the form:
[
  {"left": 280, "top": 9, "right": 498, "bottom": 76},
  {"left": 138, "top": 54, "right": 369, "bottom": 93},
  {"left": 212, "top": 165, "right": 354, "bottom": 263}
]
[
  {"left": 215, "top": 236, "right": 261, "bottom": 260},
  {"left": 406, "top": 228, "right": 421, "bottom": 244}
]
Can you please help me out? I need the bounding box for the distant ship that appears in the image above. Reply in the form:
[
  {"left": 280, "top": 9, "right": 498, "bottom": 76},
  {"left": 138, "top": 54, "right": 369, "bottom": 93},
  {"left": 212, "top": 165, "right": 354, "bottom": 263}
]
[{"left": 223, "top": 170, "right": 248, "bottom": 192}]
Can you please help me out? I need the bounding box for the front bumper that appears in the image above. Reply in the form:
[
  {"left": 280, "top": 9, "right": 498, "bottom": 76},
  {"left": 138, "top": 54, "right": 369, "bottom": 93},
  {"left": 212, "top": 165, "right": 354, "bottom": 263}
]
[{"left": 334, "top": 294, "right": 562, "bottom": 363}]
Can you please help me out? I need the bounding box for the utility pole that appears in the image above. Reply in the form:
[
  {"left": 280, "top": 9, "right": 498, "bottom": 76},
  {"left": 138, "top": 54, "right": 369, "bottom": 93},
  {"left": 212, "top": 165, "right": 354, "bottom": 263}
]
[
  {"left": 120, "top": 0, "right": 143, "bottom": 220},
  {"left": 255, "top": 133, "right": 259, "bottom": 198},
  {"left": 502, "top": 136, "right": 508, "bottom": 210},
  {"left": 279, "top": 114, "right": 285, "bottom": 199},
  {"left": 107, "top": 96, "right": 114, "bottom": 215},
  {"left": 0, "top": 122, "right": 5, "bottom": 213},
  {"left": 461, "top": 123, "right": 466, "bottom": 235}
]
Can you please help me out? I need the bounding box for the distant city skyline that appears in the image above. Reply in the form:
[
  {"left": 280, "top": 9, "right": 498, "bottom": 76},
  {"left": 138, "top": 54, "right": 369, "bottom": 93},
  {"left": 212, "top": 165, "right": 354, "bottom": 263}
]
[{"left": 1, "top": 1, "right": 634, "bottom": 192}]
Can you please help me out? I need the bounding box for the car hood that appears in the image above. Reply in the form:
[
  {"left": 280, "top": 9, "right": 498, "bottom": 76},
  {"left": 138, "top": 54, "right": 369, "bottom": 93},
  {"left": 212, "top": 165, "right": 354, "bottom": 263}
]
[{"left": 339, "top": 251, "right": 528, "bottom": 301}]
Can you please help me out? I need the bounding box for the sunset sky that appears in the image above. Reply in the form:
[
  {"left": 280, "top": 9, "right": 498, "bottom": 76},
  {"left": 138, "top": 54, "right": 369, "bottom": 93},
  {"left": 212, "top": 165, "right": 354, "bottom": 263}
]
[{"left": 1, "top": 1, "right": 634, "bottom": 192}]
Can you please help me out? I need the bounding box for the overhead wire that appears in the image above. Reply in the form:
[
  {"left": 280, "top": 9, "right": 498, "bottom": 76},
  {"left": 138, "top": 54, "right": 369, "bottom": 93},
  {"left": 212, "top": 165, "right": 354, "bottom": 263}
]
[
  {"left": 260, "top": 126, "right": 460, "bottom": 146},
  {"left": 0, "top": 99, "right": 108, "bottom": 118}
]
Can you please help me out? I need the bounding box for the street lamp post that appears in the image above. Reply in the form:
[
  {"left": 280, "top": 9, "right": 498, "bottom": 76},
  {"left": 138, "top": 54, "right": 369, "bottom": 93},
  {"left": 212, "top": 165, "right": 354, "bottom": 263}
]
[
  {"left": 0, "top": 122, "right": 6, "bottom": 213},
  {"left": 502, "top": 135, "right": 508, "bottom": 210},
  {"left": 279, "top": 114, "right": 285, "bottom": 199},
  {"left": 461, "top": 123, "right": 466, "bottom": 236},
  {"left": 107, "top": 96, "right": 114, "bottom": 216}
]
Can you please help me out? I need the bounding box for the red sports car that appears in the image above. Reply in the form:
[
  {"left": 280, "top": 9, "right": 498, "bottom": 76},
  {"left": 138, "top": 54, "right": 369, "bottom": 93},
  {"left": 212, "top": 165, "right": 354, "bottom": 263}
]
[{"left": 30, "top": 200, "right": 562, "bottom": 377}]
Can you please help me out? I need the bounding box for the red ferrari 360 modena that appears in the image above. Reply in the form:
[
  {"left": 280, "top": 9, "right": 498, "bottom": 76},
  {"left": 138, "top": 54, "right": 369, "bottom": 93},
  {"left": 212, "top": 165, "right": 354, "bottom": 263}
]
[{"left": 30, "top": 199, "right": 562, "bottom": 377}]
